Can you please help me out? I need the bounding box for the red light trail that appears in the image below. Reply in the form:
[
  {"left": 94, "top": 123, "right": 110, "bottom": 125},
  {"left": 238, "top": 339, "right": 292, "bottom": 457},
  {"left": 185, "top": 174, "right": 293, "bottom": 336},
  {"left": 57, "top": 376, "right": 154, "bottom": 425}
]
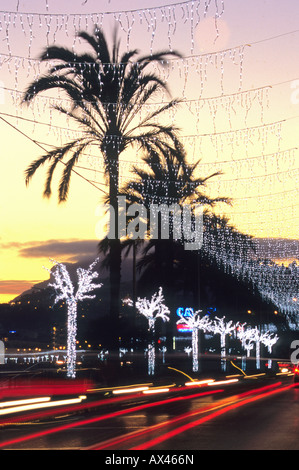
[
  {"left": 0, "top": 381, "right": 295, "bottom": 450},
  {"left": 0, "top": 378, "right": 93, "bottom": 399},
  {"left": 89, "top": 382, "right": 286, "bottom": 450},
  {"left": 131, "top": 382, "right": 294, "bottom": 450},
  {"left": 0, "top": 389, "right": 223, "bottom": 448},
  {"left": 0, "top": 383, "right": 217, "bottom": 426}
]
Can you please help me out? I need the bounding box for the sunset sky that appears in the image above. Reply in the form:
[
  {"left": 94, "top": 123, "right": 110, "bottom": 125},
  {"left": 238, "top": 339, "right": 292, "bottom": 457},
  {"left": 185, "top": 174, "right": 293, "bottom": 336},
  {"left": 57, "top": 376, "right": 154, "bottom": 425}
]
[{"left": 0, "top": 0, "right": 298, "bottom": 303}]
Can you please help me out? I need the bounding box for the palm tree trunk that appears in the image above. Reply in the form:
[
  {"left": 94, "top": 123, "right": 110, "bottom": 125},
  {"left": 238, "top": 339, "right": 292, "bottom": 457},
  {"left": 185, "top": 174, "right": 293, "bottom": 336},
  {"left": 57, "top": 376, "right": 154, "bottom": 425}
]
[
  {"left": 133, "top": 240, "right": 136, "bottom": 311},
  {"left": 108, "top": 153, "right": 121, "bottom": 354}
]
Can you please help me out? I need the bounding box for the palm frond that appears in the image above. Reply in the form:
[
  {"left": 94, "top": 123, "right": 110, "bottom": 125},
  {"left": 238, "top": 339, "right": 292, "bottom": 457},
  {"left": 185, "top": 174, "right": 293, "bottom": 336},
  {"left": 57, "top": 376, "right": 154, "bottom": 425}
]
[
  {"left": 43, "top": 156, "right": 61, "bottom": 198},
  {"left": 58, "top": 141, "right": 91, "bottom": 202},
  {"left": 78, "top": 29, "right": 110, "bottom": 64},
  {"left": 25, "top": 153, "right": 54, "bottom": 186},
  {"left": 23, "top": 75, "right": 83, "bottom": 104},
  {"left": 39, "top": 45, "right": 78, "bottom": 63}
]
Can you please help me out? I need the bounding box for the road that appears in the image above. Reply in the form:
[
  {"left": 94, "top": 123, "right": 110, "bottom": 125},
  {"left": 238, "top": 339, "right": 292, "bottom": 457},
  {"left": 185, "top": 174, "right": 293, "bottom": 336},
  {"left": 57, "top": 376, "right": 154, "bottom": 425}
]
[{"left": 0, "top": 373, "right": 298, "bottom": 451}]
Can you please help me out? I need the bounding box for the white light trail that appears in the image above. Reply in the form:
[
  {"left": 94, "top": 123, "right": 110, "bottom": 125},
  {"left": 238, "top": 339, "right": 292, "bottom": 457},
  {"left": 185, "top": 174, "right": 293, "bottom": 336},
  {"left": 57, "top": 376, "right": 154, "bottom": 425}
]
[
  {"left": 0, "top": 397, "right": 51, "bottom": 409},
  {"left": 0, "top": 396, "right": 86, "bottom": 415}
]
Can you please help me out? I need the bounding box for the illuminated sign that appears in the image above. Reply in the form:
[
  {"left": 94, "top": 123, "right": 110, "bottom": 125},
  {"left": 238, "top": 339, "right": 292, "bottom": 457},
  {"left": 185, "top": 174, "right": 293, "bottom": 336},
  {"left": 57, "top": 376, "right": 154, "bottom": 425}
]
[{"left": 176, "top": 307, "right": 193, "bottom": 317}]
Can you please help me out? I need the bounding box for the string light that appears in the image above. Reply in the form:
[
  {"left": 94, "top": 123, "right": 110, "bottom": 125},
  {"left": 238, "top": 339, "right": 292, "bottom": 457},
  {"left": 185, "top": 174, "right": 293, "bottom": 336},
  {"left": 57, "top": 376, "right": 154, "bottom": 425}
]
[
  {"left": 0, "top": 1, "right": 223, "bottom": 56},
  {"left": 200, "top": 214, "right": 298, "bottom": 328}
]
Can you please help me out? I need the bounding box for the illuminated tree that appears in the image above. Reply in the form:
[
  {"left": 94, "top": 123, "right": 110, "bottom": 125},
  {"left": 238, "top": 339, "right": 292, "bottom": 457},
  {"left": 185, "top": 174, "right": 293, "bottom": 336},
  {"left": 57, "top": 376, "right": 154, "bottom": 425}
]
[
  {"left": 160, "top": 346, "right": 167, "bottom": 364},
  {"left": 47, "top": 258, "right": 102, "bottom": 378},
  {"left": 134, "top": 287, "right": 170, "bottom": 375},
  {"left": 237, "top": 325, "right": 273, "bottom": 371},
  {"left": 184, "top": 346, "right": 192, "bottom": 356},
  {"left": 251, "top": 327, "right": 263, "bottom": 370},
  {"left": 177, "top": 309, "right": 211, "bottom": 372},
  {"left": 237, "top": 324, "right": 253, "bottom": 370},
  {"left": 211, "top": 316, "right": 237, "bottom": 372},
  {"left": 261, "top": 331, "right": 279, "bottom": 369},
  {"left": 247, "top": 327, "right": 276, "bottom": 370}
]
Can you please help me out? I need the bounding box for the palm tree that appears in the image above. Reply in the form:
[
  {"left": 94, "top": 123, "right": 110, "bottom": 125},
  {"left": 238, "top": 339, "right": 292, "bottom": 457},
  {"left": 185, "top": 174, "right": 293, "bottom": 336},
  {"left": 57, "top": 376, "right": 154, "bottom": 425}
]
[
  {"left": 23, "top": 26, "right": 181, "bottom": 350},
  {"left": 97, "top": 144, "right": 230, "bottom": 317},
  {"left": 120, "top": 145, "right": 230, "bottom": 288}
]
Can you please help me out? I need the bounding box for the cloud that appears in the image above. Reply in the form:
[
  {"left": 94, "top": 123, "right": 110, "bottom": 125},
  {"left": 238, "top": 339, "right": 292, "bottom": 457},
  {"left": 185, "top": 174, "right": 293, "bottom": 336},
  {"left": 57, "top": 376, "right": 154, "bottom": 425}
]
[
  {"left": 0, "top": 280, "right": 39, "bottom": 294},
  {"left": 7, "top": 239, "right": 100, "bottom": 263},
  {"left": 0, "top": 241, "right": 24, "bottom": 249}
]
